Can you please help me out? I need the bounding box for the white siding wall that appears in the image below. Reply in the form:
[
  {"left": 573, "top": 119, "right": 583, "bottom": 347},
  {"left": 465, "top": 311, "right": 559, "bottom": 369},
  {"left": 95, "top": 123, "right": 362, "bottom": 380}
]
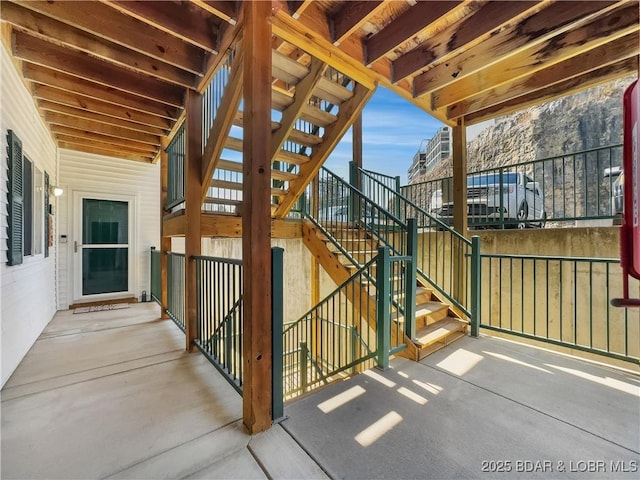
[
  {"left": 1, "top": 46, "right": 58, "bottom": 386},
  {"left": 58, "top": 150, "right": 160, "bottom": 308}
]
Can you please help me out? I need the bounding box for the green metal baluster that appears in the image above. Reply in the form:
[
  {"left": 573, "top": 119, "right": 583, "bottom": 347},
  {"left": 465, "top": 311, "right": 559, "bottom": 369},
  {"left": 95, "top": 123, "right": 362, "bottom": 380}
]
[
  {"left": 271, "top": 247, "right": 284, "bottom": 421},
  {"left": 405, "top": 219, "right": 417, "bottom": 340},
  {"left": 300, "top": 342, "right": 309, "bottom": 393},
  {"left": 376, "top": 247, "right": 391, "bottom": 370},
  {"left": 470, "top": 236, "right": 481, "bottom": 337}
]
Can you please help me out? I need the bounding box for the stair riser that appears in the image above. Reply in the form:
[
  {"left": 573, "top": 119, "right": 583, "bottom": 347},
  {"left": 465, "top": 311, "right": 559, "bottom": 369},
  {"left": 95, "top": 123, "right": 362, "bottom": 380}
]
[{"left": 416, "top": 307, "right": 449, "bottom": 328}]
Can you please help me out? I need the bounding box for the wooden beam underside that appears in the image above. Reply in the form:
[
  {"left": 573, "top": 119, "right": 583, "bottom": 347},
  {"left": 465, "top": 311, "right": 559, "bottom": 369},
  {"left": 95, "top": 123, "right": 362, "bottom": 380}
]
[{"left": 162, "top": 212, "right": 302, "bottom": 238}]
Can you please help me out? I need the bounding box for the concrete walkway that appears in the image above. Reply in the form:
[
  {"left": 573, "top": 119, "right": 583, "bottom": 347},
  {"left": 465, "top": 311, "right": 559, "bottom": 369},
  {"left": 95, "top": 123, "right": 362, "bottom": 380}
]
[
  {"left": 1, "top": 304, "right": 326, "bottom": 480},
  {"left": 282, "top": 336, "right": 640, "bottom": 479}
]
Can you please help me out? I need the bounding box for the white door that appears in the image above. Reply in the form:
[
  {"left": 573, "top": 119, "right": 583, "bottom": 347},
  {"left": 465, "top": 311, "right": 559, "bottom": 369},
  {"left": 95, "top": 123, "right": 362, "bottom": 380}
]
[{"left": 73, "top": 192, "right": 135, "bottom": 301}]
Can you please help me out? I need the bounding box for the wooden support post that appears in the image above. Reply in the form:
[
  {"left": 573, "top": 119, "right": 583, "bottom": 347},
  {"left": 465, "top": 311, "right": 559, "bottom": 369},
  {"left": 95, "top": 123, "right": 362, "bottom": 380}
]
[
  {"left": 452, "top": 119, "right": 468, "bottom": 237},
  {"left": 184, "top": 89, "right": 203, "bottom": 352},
  {"left": 160, "top": 137, "right": 170, "bottom": 319},
  {"left": 242, "top": 0, "right": 272, "bottom": 435}
]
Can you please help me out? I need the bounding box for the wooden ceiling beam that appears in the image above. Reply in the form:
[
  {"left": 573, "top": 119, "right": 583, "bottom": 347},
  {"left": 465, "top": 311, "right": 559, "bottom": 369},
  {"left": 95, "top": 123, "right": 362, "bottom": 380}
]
[
  {"left": 13, "top": 31, "right": 185, "bottom": 107},
  {"left": 196, "top": 14, "right": 242, "bottom": 93},
  {"left": 31, "top": 84, "right": 172, "bottom": 130},
  {"left": 329, "top": 1, "right": 386, "bottom": 46},
  {"left": 391, "top": 1, "right": 540, "bottom": 83},
  {"left": 413, "top": 1, "right": 619, "bottom": 97},
  {"left": 58, "top": 141, "right": 155, "bottom": 162},
  {"left": 191, "top": 1, "right": 238, "bottom": 25},
  {"left": 45, "top": 111, "right": 162, "bottom": 145},
  {"left": 50, "top": 125, "right": 159, "bottom": 152},
  {"left": 23, "top": 64, "right": 180, "bottom": 120},
  {"left": 105, "top": 1, "right": 220, "bottom": 53},
  {"left": 448, "top": 32, "right": 640, "bottom": 120},
  {"left": 288, "top": 1, "right": 314, "bottom": 20},
  {"left": 2, "top": 2, "right": 196, "bottom": 88},
  {"left": 432, "top": 4, "right": 640, "bottom": 110},
  {"left": 14, "top": 0, "right": 206, "bottom": 74},
  {"left": 55, "top": 133, "right": 158, "bottom": 155},
  {"left": 465, "top": 56, "right": 639, "bottom": 125},
  {"left": 37, "top": 100, "right": 168, "bottom": 137},
  {"left": 363, "top": 1, "right": 463, "bottom": 66}
]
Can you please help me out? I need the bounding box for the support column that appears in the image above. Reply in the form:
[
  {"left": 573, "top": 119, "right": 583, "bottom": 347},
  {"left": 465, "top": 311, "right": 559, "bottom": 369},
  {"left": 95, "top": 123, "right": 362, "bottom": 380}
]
[
  {"left": 452, "top": 119, "right": 468, "bottom": 237},
  {"left": 160, "top": 137, "right": 170, "bottom": 319},
  {"left": 242, "top": 0, "right": 273, "bottom": 434},
  {"left": 352, "top": 114, "right": 363, "bottom": 181},
  {"left": 185, "top": 89, "right": 203, "bottom": 352}
]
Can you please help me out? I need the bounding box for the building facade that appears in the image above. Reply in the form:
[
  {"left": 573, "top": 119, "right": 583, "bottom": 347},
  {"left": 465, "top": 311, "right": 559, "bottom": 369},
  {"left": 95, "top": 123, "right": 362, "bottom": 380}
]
[{"left": 407, "top": 127, "right": 451, "bottom": 183}]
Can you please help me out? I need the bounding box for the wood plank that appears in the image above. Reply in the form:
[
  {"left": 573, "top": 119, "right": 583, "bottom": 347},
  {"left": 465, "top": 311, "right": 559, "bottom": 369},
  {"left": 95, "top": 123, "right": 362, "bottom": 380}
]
[
  {"left": 3, "top": 1, "right": 196, "bottom": 88},
  {"left": 364, "top": 1, "right": 463, "bottom": 65},
  {"left": 288, "top": 0, "right": 314, "bottom": 19},
  {"left": 23, "top": 64, "right": 181, "bottom": 120},
  {"left": 201, "top": 214, "right": 302, "bottom": 238},
  {"left": 163, "top": 212, "right": 187, "bottom": 237},
  {"left": 192, "top": 0, "right": 239, "bottom": 25},
  {"left": 225, "top": 136, "right": 310, "bottom": 165},
  {"left": 431, "top": 4, "right": 640, "bottom": 109},
  {"left": 55, "top": 134, "right": 158, "bottom": 155},
  {"left": 271, "top": 58, "right": 326, "bottom": 163},
  {"left": 447, "top": 32, "right": 640, "bottom": 119},
  {"left": 32, "top": 84, "right": 172, "bottom": 130},
  {"left": 16, "top": 0, "right": 206, "bottom": 73},
  {"left": 465, "top": 56, "right": 640, "bottom": 124},
  {"left": 38, "top": 100, "right": 168, "bottom": 136},
  {"left": 272, "top": 49, "right": 309, "bottom": 84},
  {"left": 271, "top": 88, "right": 338, "bottom": 127},
  {"left": 413, "top": 1, "right": 619, "bottom": 96},
  {"left": 315, "top": 77, "right": 353, "bottom": 105},
  {"left": 275, "top": 84, "right": 375, "bottom": 217},
  {"left": 57, "top": 142, "right": 154, "bottom": 162},
  {"left": 235, "top": 112, "right": 322, "bottom": 147},
  {"left": 216, "top": 159, "right": 298, "bottom": 182},
  {"left": 13, "top": 31, "right": 185, "bottom": 107},
  {"left": 50, "top": 125, "right": 159, "bottom": 152},
  {"left": 107, "top": 1, "right": 220, "bottom": 52},
  {"left": 200, "top": 48, "right": 244, "bottom": 201},
  {"left": 391, "top": 1, "right": 540, "bottom": 83},
  {"left": 184, "top": 89, "right": 203, "bottom": 352},
  {"left": 210, "top": 179, "right": 286, "bottom": 197},
  {"left": 329, "top": 1, "right": 386, "bottom": 46},
  {"left": 242, "top": 0, "right": 273, "bottom": 435},
  {"left": 45, "top": 112, "right": 161, "bottom": 145}
]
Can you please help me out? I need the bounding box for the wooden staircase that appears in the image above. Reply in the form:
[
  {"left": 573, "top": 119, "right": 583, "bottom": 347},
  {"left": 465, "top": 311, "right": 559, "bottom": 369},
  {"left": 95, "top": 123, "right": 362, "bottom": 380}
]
[
  {"left": 201, "top": 38, "right": 374, "bottom": 218},
  {"left": 302, "top": 220, "right": 469, "bottom": 361}
]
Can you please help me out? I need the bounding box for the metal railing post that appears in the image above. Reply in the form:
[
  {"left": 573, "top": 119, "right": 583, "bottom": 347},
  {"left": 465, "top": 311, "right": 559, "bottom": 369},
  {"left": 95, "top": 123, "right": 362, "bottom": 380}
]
[
  {"left": 376, "top": 246, "right": 391, "bottom": 370},
  {"left": 271, "top": 247, "right": 284, "bottom": 421},
  {"left": 470, "top": 236, "right": 481, "bottom": 337},
  {"left": 498, "top": 168, "right": 505, "bottom": 229},
  {"left": 405, "top": 219, "right": 418, "bottom": 340},
  {"left": 395, "top": 175, "right": 401, "bottom": 219},
  {"left": 300, "top": 342, "right": 309, "bottom": 393}
]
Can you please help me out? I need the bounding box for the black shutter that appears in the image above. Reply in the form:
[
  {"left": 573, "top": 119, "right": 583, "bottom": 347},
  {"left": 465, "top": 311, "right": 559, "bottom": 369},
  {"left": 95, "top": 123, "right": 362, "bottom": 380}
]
[
  {"left": 44, "top": 171, "right": 50, "bottom": 258},
  {"left": 6, "top": 130, "right": 23, "bottom": 266},
  {"left": 23, "top": 157, "right": 32, "bottom": 256}
]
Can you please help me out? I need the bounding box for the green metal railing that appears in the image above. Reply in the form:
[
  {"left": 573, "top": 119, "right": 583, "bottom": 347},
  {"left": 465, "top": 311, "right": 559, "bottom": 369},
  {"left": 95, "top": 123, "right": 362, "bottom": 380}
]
[
  {"left": 479, "top": 253, "right": 639, "bottom": 364},
  {"left": 202, "top": 48, "right": 236, "bottom": 151},
  {"left": 166, "top": 252, "right": 186, "bottom": 331},
  {"left": 401, "top": 144, "right": 623, "bottom": 228},
  {"left": 166, "top": 123, "right": 185, "bottom": 210},
  {"left": 193, "top": 255, "right": 243, "bottom": 393},
  {"left": 282, "top": 247, "right": 408, "bottom": 399},
  {"left": 356, "top": 165, "right": 473, "bottom": 319},
  {"left": 150, "top": 247, "right": 160, "bottom": 304}
]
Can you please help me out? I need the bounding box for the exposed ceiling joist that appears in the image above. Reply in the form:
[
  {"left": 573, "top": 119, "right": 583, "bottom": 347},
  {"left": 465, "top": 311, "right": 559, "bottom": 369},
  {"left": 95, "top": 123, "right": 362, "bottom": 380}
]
[
  {"left": 329, "top": 1, "right": 386, "bottom": 45},
  {"left": 431, "top": 4, "right": 640, "bottom": 110},
  {"left": 14, "top": 0, "right": 206, "bottom": 73},
  {"left": 391, "top": 1, "right": 541, "bottom": 83},
  {"left": 55, "top": 133, "right": 158, "bottom": 155},
  {"left": 58, "top": 141, "right": 155, "bottom": 162},
  {"left": 448, "top": 32, "right": 640, "bottom": 120},
  {"left": 13, "top": 31, "right": 186, "bottom": 107},
  {"left": 363, "top": 0, "right": 463, "bottom": 66},
  {"left": 51, "top": 124, "right": 159, "bottom": 152},
  {"left": 105, "top": 0, "right": 220, "bottom": 53},
  {"left": 191, "top": 1, "right": 239, "bottom": 25}
]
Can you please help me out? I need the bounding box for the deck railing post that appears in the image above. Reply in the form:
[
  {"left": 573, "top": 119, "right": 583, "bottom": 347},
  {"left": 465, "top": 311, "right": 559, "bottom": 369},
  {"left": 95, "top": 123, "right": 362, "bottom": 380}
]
[
  {"left": 271, "top": 247, "right": 284, "bottom": 421},
  {"left": 300, "top": 342, "right": 309, "bottom": 393},
  {"left": 376, "top": 246, "right": 391, "bottom": 370},
  {"left": 395, "top": 175, "right": 401, "bottom": 219},
  {"left": 470, "top": 235, "right": 481, "bottom": 337},
  {"left": 405, "top": 219, "right": 417, "bottom": 341}
]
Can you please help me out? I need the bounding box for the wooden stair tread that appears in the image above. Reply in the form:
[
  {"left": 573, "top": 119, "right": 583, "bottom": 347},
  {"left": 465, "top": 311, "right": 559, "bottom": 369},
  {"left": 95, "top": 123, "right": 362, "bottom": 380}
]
[
  {"left": 224, "top": 137, "right": 310, "bottom": 165},
  {"left": 210, "top": 179, "right": 286, "bottom": 197},
  {"left": 215, "top": 159, "right": 297, "bottom": 182},
  {"left": 272, "top": 88, "right": 337, "bottom": 127},
  {"left": 234, "top": 112, "right": 322, "bottom": 147},
  {"left": 414, "top": 318, "right": 468, "bottom": 347},
  {"left": 315, "top": 77, "right": 353, "bottom": 105},
  {"left": 203, "top": 197, "right": 241, "bottom": 206},
  {"left": 415, "top": 301, "right": 449, "bottom": 317}
]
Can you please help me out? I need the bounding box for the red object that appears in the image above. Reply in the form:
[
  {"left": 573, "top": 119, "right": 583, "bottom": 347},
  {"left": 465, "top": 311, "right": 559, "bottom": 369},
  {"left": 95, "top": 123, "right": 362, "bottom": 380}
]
[{"left": 615, "top": 79, "right": 640, "bottom": 306}]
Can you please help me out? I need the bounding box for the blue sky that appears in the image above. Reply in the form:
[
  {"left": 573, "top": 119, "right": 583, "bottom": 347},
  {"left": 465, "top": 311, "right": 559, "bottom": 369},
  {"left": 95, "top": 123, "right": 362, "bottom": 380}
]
[{"left": 324, "top": 87, "right": 443, "bottom": 183}]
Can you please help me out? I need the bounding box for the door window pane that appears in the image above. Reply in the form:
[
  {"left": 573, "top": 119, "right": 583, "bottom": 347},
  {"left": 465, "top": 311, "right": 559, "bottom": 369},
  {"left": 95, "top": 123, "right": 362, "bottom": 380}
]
[
  {"left": 82, "top": 247, "right": 128, "bottom": 295},
  {"left": 83, "top": 199, "right": 128, "bottom": 245}
]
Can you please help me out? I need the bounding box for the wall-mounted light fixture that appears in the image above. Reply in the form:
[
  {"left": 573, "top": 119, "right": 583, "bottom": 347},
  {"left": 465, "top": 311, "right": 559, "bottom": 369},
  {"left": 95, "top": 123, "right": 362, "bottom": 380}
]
[{"left": 49, "top": 185, "right": 64, "bottom": 197}]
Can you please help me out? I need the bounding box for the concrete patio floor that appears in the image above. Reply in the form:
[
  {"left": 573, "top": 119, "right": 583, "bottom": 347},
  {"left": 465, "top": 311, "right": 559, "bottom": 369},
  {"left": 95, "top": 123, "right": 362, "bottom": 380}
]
[
  {"left": 282, "top": 335, "right": 640, "bottom": 479},
  {"left": 3, "top": 303, "right": 639, "bottom": 479},
  {"left": 0, "top": 303, "right": 326, "bottom": 480}
]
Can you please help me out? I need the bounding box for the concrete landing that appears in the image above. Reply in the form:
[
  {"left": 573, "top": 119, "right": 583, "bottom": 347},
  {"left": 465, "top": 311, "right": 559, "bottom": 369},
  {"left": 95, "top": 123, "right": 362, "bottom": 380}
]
[
  {"left": 1, "top": 303, "right": 327, "bottom": 480},
  {"left": 283, "top": 335, "right": 640, "bottom": 479}
]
